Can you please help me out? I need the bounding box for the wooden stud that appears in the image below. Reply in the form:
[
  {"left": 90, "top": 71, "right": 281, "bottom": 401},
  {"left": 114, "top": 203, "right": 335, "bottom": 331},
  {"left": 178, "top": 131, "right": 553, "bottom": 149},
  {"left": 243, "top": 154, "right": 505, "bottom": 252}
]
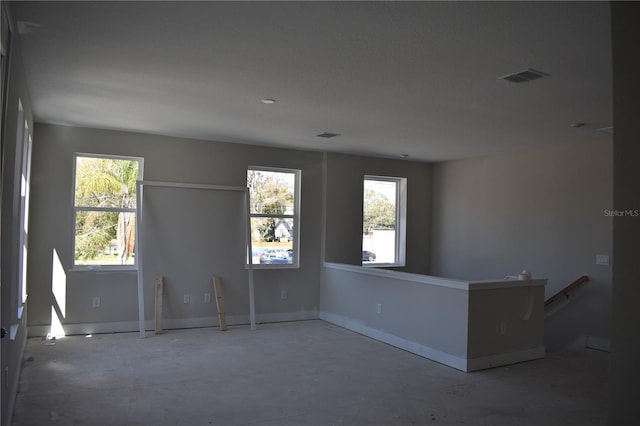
[
  {"left": 155, "top": 275, "right": 164, "bottom": 334},
  {"left": 212, "top": 276, "right": 228, "bottom": 331}
]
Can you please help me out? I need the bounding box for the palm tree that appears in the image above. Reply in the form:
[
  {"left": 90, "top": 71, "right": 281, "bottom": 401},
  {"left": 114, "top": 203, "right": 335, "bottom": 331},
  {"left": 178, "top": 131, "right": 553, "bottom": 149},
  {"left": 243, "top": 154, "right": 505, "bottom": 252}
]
[{"left": 75, "top": 157, "right": 139, "bottom": 264}]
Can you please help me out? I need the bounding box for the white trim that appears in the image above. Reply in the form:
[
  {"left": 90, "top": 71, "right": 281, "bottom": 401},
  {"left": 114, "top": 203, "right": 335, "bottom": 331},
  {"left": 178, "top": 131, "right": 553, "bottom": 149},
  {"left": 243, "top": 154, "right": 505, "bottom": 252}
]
[
  {"left": 136, "top": 179, "right": 255, "bottom": 338},
  {"left": 136, "top": 181, "right": 145, "bottom": 337},
  {"left": 245, "top": 187, "right": 256, "bottom": 330},
  {"left": 362, "top": 175, "right": 407, "bottom": 267},
  {"left": 321, "top": 153, "right": 327, "bottom": 264},
  {"left": 466, "top": 346, "right": 546, "bottom": 372},
  {"left": 319, "top": 311, "right": 468, "bottom": 372},
  {"left": 586, "top": 335, "right": 611, "bottom": 352},
  {"left": 324, "top": 262, "right": 547, "bottom": 292},
  {"left": 75, "top": 206, "right": 137, "bottom": 213},
  {"left": 72, "top": 153, "right": 144, "bottom": 270},
  {"left": 324, "top": 262, "right": 470, "bottom": 290},
  {"left": 247, "top": 167, "right": 301, "bottom": 269},
  {"left": 138, "top": 180, "right": 246, "bottom": 192},
  {"left": 27, "top": 310, "right": 319, "bottom": 337},
  {"left": 320, "top": 311, "right": 546, "bottom": 373}
]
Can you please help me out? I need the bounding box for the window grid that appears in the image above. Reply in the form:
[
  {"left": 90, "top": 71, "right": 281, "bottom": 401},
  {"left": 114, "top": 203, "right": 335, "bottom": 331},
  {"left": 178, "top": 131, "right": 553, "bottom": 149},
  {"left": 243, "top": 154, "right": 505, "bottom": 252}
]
[
  {"left": 248, "top": 166, "right": 301, "bottom": 269},
  {"left": 73, "top": 153, "right": 143, "bottom": 270}
]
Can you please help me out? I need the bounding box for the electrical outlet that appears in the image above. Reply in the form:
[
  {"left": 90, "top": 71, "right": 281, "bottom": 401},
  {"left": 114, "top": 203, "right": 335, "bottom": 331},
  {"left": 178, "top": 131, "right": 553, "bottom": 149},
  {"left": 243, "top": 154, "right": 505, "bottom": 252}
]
[
  {"left": 500, "top": 322, "right": 507, "bottom": 335},
  {"left": 92, "top": 296, "right": 101, "bottom": 308},
  {"left": 204, "top": 293, "right": 211, "bottom": 303},
  {"left": 281, "top": 290, "right": 287, "bottom": 300},
  {"left": 376, "top": 303, "right": 382, "bottom": 314},
  {"left": 183, "top": 294, "right": 191, "bottom": 304}
]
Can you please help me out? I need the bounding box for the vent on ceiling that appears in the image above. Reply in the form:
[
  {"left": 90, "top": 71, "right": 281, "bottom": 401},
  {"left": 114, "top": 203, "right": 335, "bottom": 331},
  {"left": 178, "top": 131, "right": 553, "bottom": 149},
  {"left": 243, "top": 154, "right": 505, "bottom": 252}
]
[
  {"left": 317, "top": 132, "right": 340, "bottom": 138},
  {"left": 597, "top": 126, "right": 614, "bottom": 135},
  {"left": 500, "top": 68, "right": 550, "bottom": 83}
]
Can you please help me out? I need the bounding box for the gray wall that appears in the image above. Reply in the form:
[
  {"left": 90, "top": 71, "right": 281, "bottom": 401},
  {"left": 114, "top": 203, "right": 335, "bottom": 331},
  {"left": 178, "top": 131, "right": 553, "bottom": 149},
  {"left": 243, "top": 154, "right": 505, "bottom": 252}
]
[
  {"left": 467, "top": 286, "right": 545, "bottom": 360},
  {"left": 0, "top": 5, "right": 34, "bottom": 425},
  {"left": 27, "top": 124, "right": 324, "bottom": 332},
  {"left": 609, "top": 2, "right": 640, "bottom": 424},
  {"left": 319, "top": 265, "right": 469, "bottom": 361},
  {"left": 324, "top": 152, "right": 431, "bottom": 274},
  {"left": 430, "top": 140, "right": 613, "bottom": 350}
]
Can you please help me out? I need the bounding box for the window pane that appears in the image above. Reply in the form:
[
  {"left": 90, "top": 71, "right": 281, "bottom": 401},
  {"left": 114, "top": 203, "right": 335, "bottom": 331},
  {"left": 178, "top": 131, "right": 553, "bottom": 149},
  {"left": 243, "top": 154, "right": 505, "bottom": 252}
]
[
  {"left": 250, "top": 217, "right": 294, "bottom": 265},
  {"left": 247, "top": 169, "right": 295, "bottom": 215},
  {"left": 75, "top": 211, "right": 136, "bottom": 266},
  {"left": 75, "top": 156, "right": 139, "bottom": 208},
  {"left": 363, "top": 179, "right": 397, "bottom": 264}
]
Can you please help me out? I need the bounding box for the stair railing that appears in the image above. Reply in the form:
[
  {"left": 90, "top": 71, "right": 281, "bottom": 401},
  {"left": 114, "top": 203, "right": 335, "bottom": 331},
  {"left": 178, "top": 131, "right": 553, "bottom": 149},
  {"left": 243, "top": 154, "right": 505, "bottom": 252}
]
[{"left": 544, "top": 275, "right": 589, "bottom": 307}]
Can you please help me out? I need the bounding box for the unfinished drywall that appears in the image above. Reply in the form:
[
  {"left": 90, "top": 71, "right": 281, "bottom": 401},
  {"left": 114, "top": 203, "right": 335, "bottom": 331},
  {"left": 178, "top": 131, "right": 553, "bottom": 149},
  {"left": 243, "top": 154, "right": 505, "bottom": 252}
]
[
  {"left": 27, "top": 124, "right": 323, "bottom": 334},
  {"left": 609, "top": 2, "right": 640, "bottom": 423},
  {"left": 324, "top": 152, "right": 431, "bottom": 274},
  {"left": 430, "top": 140, "right": 613, "bottom": 351}
]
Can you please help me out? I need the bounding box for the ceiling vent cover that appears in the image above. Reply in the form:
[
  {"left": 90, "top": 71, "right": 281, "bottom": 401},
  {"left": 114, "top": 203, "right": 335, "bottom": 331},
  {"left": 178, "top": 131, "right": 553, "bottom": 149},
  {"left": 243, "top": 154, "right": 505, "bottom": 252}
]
[
  {"left": 500, "top": 68, "right": 550, "bottom": 83},
  {"left": 317, "top": 132, "right": 340, "bottom": 138}
]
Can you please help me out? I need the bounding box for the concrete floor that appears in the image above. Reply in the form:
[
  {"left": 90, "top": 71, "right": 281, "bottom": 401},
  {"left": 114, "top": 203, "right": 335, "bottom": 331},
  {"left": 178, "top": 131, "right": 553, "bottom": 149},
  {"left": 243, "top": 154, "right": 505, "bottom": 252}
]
[{"left": 13, "top": 320, "right": 608, "bottom": 426}]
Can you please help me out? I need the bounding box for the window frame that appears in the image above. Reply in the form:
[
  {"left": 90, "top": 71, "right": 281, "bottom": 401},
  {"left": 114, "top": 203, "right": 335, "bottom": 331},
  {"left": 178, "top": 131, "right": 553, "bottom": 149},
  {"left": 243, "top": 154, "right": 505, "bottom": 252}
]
[
  {"left": 72, "top": 153, "right": 144, "bottom": 271},
  {"left": 362, "top": 175, "right": 407, "bottom": 268},
  {"left": 16, "top": 100, "right": 32, "bottom": 319},
  {"left": 247, "top": 166, "right": 301, "bottom": 269}
]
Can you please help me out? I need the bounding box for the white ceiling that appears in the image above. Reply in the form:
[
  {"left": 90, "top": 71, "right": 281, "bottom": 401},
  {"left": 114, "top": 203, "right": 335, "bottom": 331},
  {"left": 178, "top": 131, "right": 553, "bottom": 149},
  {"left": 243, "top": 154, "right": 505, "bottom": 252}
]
[{"left": 11, "top": 1, "right": 612, "bottom": 162}]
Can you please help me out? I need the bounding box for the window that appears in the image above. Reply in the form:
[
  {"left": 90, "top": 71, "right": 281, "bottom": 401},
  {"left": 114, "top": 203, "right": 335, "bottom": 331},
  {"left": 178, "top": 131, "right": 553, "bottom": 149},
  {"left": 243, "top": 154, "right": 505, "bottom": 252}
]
[
  {"left": 362, "top": 175, "right": 407, "bottom": 267},
  {"left": 247, "top": 167, "right": 300, "bottom": 268},
  {"left": 73, "top": 154, "right": 143, "bottom": 268},
  {"left": 17, "top": 100, "right": 32, "bottom": 317}
]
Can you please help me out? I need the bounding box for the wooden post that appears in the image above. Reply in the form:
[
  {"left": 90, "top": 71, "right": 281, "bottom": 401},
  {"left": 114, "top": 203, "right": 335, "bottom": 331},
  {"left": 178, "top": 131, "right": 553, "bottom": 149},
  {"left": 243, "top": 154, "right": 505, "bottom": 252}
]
[
  {"left": 212, "top": 276, "right": 228, "bottom": 331},
  {"left": 155, "top": 275, "right": 164, "bottom": 334}
]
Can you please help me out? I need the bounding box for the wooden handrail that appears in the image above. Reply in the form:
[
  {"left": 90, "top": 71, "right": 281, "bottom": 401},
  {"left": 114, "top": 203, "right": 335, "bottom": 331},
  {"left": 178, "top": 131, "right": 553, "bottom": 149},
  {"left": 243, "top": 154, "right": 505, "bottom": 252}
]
[{"left": 544, "top": 275, "right": 589, "bottom": 307}]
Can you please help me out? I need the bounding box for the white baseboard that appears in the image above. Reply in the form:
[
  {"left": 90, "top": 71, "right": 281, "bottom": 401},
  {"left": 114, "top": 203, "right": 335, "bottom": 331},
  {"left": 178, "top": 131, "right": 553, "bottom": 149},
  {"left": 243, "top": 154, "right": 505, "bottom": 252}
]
[
  {"left": 319, "top": 311, "right": 468, "bottom": 372},
  {"left": 28, "top": 309, "right": 319, "bottom": 337},
  {"left": 466, "top": 346, "right": 545, "bottom": 372},
  {"left": 320, "top": 311, "right": 546, "bottom": 372},
  {"left": 586, "top": 335, "right": 611, "bottom": 352}
]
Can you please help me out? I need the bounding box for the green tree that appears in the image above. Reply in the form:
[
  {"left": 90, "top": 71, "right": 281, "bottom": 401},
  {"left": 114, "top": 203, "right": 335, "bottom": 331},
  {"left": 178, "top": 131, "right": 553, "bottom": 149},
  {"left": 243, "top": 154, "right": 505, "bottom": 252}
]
[
  {"left": 363, "top": 188, "right": 396, "bottom": 235},
  {"left": 248, "top": 170, "right": 294, "bottom": 243},
  {"left": 75, "top": 157, "right": 139, "bottom": 264}
]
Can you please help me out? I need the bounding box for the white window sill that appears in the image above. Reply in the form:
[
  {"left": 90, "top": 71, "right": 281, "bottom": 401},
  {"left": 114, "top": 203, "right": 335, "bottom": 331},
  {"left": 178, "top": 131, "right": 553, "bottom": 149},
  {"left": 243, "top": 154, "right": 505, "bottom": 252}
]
[{"left": 70, "top": 266, "right": 138, "bottom": 272}]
